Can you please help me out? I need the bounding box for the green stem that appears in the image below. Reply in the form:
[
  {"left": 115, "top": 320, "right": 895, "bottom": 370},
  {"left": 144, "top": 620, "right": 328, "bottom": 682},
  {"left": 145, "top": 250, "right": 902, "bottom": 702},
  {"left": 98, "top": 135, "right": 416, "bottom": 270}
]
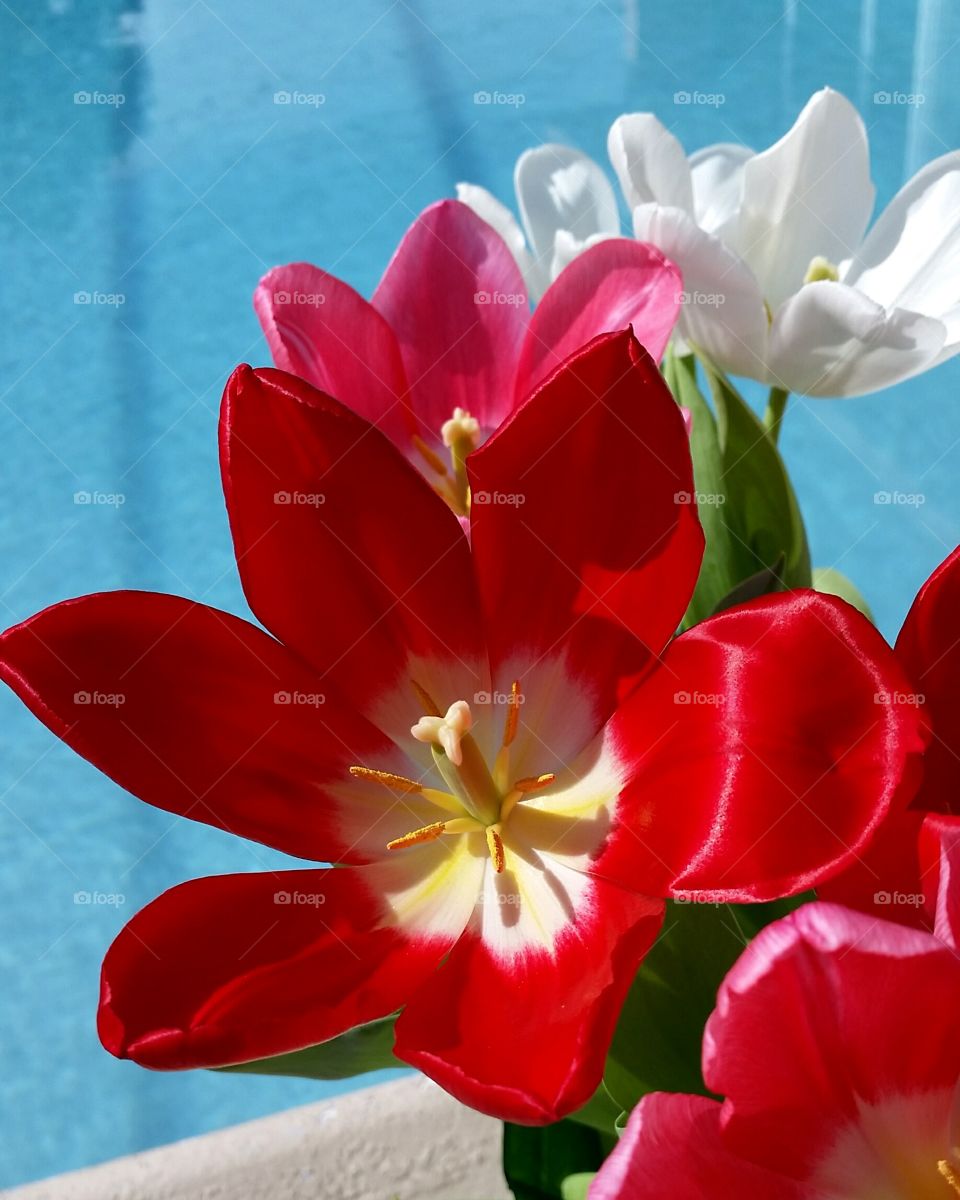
[{"left": 764, "top": 387, "right": 789, "bottom": 443}]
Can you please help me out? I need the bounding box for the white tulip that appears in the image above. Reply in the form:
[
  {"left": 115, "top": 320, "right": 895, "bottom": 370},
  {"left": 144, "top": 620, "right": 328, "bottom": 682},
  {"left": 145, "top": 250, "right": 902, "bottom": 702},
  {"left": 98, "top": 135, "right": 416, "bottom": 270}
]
[{"left": 461, "top": 88, "right": 960, "bottom": 398}]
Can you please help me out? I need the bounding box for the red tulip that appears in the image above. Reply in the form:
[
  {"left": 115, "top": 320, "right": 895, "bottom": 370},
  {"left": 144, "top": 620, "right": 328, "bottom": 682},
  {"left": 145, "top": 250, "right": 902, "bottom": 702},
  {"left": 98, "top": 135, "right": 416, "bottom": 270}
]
[
  {"left": 0, "top": 331, "right": 922, "bottom": 1123},
  {"left": 591, "top": 888, "right": 960, "bottom": 1198},
  {"left": 822, "top": 545, "right": 960, "bottom": 929},
  {"left": 254, "top": 199, "right": 682, "bottom": 514}
]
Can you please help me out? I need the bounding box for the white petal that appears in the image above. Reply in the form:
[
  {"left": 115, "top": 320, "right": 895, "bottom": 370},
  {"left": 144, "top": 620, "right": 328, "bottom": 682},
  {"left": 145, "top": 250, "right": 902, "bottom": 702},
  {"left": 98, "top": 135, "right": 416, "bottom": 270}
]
[
  {"left": 734, "top": 88, "right": 875, "bottom": 310},
  {"left": 688, "top": 141, "right": 753, "bottom": 237},
  {"left": 550, "top": 228, "right": 617, "bottom": 278},
  {"left": 632, "top": 202, "right": 768, "bottom": 380},
  {"left": 514, "top": 144, "right": 620, "bottom": 292},
  {"left": 608, "top": 113, "right": 694, "bottom": 213},
  {"left": 842, "top": 149, "right": 960, "bottom": 322},
  {"left": 767, "top": 281, "right": 945, "bottom": 397},
  {"left": 455, "top": 182, "right": 538, "bottom": 296}
]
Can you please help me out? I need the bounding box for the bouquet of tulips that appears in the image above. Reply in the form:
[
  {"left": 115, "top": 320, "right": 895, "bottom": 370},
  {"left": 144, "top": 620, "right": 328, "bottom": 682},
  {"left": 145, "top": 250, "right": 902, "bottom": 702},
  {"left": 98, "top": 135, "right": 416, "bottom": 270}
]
[{"left": 4, "top": 88, "right": 960, "bottom": 1198}]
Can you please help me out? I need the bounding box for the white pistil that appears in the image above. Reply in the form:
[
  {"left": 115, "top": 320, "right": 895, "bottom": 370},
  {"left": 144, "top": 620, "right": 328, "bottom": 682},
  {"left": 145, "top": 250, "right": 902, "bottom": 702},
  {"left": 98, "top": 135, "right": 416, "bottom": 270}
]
[
  {"left": 440, "top": 407, "right": 480, "bottom": 450},
  {"left": 411, "top": 700, "right": 473, "bottom": 766}
]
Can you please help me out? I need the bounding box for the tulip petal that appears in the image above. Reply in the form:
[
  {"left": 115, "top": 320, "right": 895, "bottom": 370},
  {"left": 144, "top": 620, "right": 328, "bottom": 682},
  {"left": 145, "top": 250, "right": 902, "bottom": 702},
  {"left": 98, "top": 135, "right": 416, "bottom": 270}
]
[
  {"left": 688, "top": 141, "right": 753, "bottom": 237},
  {"left": 468, "top": 329, "right": 702, "bottom": 755},
  {"left": 703, "top": 902, "right": 960, "bottom": 1180},
  {"left": 98, "top": 859, "right": 471, "bottom": 1070},
  {"left": 371, "top": 200, "right": 528, "bottom": 443},
  {"left": 766, "top": 280, "right": 945, "bottom": 396},
  {"left": 607, "top": 113, "right": 694, "bottom": 214},
  {"left": 734, "top": 88, "right": 875, "bottom": 309},
  {"left": 591, "top": 1094, "right": 801, "bottom": 1200},
  {"left": 593, "top": 591, "right": 925, "bottom": 901},
  {"left": 513, "top": 238, "right": 682, "bottom": 400},
  {"left": 895, "top": 544, "right": 960, "bottom": 814},
  {"left": 0, "top": 591, "right": 429, "bottom": 862},
  {"left": 632, "top": 203, "right": 768, "bottom": 380},
  {"left": 394, "top": 866, "right": 663, "bottom": 1123},
  {"left": 221, "top": 365, "right": 486, "bottom": 745},
  {"left": 253, "top": 264, "right": 414, "bottom": 451},
  {"left": 844, "top": 149, "right": 960, "bottom": 337},
  {"left": 514, "top": 144, "right": 620, "bottom": 295},
  {"left": 454, "top": 182, "right": 536, "bottom": 290}
]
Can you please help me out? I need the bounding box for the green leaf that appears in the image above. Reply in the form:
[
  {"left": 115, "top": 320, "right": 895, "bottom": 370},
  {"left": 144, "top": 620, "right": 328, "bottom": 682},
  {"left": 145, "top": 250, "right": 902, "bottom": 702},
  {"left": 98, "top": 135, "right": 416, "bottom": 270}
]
[
  {"left": 704, "top": 362, "right": 811, "bottom": 599},
  {"left": 567, "top": 1079, "right": 623, "bottom": 1134},
  {"left": 561, "top": 1174, "right": 597, "bottom": 1200},
  {"left": 812, "top": 566, "right": 874, "bottom": 622},
  {"left": 663, "top": 350, "right": 740, "bottom": 627},
  {"left": 214, "top": 1015, "right": 400, "bottom": 1080},
  {"left": 503, "top": 1120, "right": 608, "bottom": 1200},
  {"left": 605, "top": 895, "right": 814, "bottom": 1114}
]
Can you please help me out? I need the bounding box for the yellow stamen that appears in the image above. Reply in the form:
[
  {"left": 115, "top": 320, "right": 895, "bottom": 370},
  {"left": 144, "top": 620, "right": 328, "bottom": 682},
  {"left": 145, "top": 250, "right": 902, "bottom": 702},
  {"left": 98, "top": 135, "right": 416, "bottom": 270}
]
[
  {"left": 486, "top": 824, "right": 505, "bottom": 873},
  {"left": 349, "top": 766, "right": 422, "bottom": 793},
  {"left": 939, "top": 1160, "right": 960, "bottom": 1194},
  {"left": 514, "top": 773, "right": 556, "bottom": 793},
  {"left": 502, "top": 680, "right": 521, "bottom": 747},
  {"left": 387, "top": 821, "right": 446, "bottom": 851},
  {"left": 411, "top": 679, "right": 442, "bottom": 717},
  {"left": 412, "top": 434, "right": 448, "bottom": 477}
]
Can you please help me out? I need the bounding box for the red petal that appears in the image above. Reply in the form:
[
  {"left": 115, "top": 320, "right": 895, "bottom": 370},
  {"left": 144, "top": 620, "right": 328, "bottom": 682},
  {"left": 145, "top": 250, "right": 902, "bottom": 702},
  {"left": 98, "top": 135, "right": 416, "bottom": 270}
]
[
  {"left": 597, "top": 591, "right": 926, "bottom": 900},
  {"left": 220, "top": 365, "right": 486, "bottom": 739},
  {"left": 372, "top": 200, "right": 528, "bottom": 442},
  {"left": 99, "top": 866, "right": 449, "bottom": 1069},
  {"left": 0, "top": 592, "right": 401, "bottom": 861},
  {"left": 513, "top": 239, "right": 682, "bottom": 401},
  {"left": 468, "top": 329, "right": 702, "bottom": 750},
  {"left": 591, "top": 1094, "right": 801, "bottom": 1200},
  {"left": 254, "top": 263, "right": 414, "bottom": 450},
  {"left": 704, "top": 901, "right": 960, "bottom": 1177},
  {"left": 896, "top": 543, "right": 960, "bottom": 815},
  {"left": 393, "top": 874, "right": 662, "bottom": 1123}
]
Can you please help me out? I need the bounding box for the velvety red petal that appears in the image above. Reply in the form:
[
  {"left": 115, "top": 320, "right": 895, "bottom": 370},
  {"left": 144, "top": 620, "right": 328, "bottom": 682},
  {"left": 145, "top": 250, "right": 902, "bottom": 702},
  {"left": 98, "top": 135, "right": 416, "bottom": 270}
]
[
  {"left": 896, "top": 544, "right": 960, "bottom": 815},
  {"left": 393, "top": 874, "right": 663, "bottom": 1124},
  {"left": 371, "top": 199, "right": 528, "bottom": 442},
  {"left": 595, "top": 591, "right": 926, "bottom": 901},
  {"left": 98, "top": 865, "right": 451, "bottom": 1069},
  {"left": 514, "top": 239, "right": 681, "bottom": 401},
  {"left": 590, "top": 1094, "right": 804, "bottom": 1200},
  {"left": 0, "top": 591, "right": 404, "bottom": 862},
  {"left": 468, "top": 329, "right": 702, "bottom": 750},
  {"left": 254, "top": 263, "right": 414, "bottom": 450},
  {"left": 220, "top": 364, "right": 486, "bottom": 739},
  {"left": 703, "top": 901, "right": 960, "bottom": 1177}
]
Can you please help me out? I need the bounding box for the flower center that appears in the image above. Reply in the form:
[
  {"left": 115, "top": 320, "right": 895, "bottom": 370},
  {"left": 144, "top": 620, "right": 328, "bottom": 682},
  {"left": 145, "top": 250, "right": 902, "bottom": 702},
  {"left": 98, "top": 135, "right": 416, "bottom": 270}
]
[
  {"left": 803, "top": 254, "right": 840, "bottom": 284},
  {"left": 349, "top": 681, "right": 555, "bottom": 874},
  {"left": 412, "top": 406, "right": 481, "bottom": 516}
]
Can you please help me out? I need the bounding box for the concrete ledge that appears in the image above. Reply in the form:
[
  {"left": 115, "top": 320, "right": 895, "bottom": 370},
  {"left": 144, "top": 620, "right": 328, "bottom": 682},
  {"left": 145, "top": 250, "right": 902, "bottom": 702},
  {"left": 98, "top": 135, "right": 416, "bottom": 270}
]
[{"left": 2, "top": 1076, "right": 512, "bottom": 1200}]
